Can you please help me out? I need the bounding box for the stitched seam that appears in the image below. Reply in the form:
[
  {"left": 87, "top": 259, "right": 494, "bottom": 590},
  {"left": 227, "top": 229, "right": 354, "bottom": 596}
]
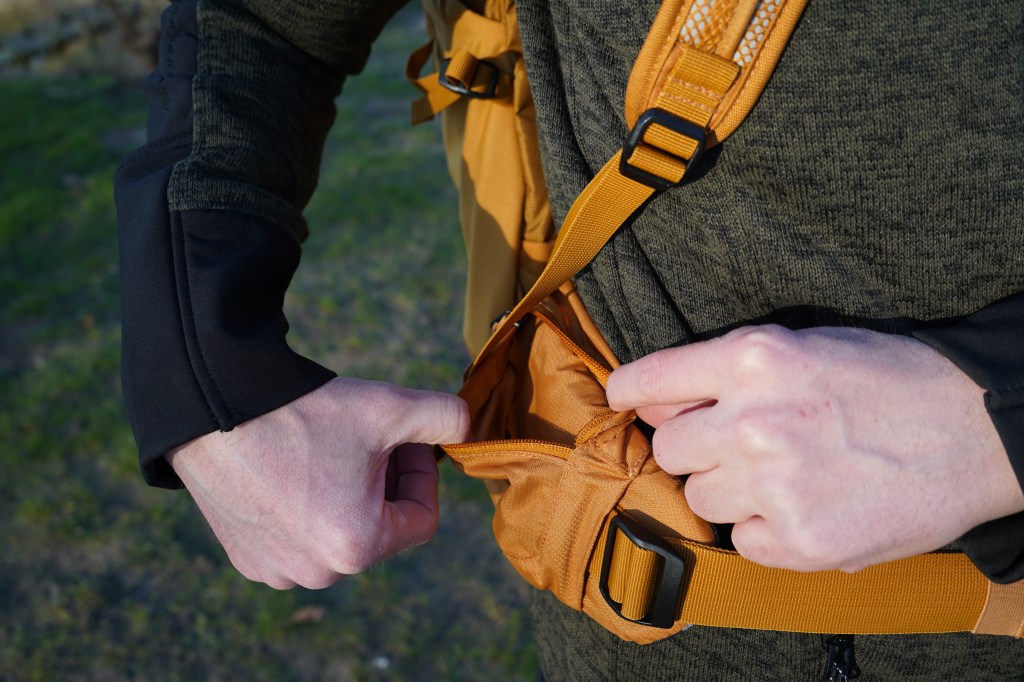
[
  {"left": 116, "top": 135, "right": 193, "bottom": 171},
  {"left": 184, "top": 267, "right": 234, "bottom": 428},
  {"left": 657, "top": 91, "right": 717, "bottom": 115},
  {"left": 664, "top": 76, "right": 724, "bottom": 102},
  {"left": 170, "top": 211, "right": 234, "bottom": 428}
]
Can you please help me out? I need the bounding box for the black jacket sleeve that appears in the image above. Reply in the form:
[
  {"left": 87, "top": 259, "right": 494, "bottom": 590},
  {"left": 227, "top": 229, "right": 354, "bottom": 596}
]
[
  {"left": 114, "top": 0, "right": 406, "bottom": 487},
  {"left": 912, "top": 292, "right": 1024, "bottom": 584}
]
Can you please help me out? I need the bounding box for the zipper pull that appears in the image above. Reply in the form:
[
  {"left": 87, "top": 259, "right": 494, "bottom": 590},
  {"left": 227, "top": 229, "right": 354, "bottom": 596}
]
[{"left": 819, "top": 634, "right": 861, "bottom": 682}]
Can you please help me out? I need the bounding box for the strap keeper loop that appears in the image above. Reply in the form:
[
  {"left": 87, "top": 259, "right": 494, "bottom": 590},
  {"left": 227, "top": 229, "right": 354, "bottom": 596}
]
[
  {"left": 439, "top": 56, "right": 500, "bottom": 99},
  {"left": 620, "top": 108, "right": 707, "bottom": 190}
]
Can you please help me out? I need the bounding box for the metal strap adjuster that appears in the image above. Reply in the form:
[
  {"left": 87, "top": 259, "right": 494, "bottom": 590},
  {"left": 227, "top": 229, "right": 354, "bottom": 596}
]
[
  {"left": 598, "top": 515, "right": 688, "bottom": 629},
  {"left": 619, "top": 108, "right": 707, "bottom": 190}
]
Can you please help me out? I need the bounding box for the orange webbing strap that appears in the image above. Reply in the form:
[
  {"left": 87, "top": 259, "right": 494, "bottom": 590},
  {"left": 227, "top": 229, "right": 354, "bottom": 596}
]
[{"left": 598, "top": 513, "right": 1024, "bottom": 637}]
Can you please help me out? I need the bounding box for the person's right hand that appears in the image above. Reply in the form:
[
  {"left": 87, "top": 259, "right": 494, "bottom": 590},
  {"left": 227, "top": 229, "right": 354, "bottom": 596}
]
[{"left": 167, "top": 377, "right": 472, "bottom": 589}]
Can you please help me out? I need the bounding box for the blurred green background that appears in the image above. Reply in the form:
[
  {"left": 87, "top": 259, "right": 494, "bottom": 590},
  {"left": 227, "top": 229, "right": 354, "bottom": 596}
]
[{"left": 0, "top": 2, "right": 535, "bottom": 679}]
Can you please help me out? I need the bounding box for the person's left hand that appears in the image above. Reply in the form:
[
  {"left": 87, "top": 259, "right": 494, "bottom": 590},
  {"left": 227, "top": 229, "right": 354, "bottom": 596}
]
[{"left": 606, "top": 325, "right": 1024, "bottom": 573}]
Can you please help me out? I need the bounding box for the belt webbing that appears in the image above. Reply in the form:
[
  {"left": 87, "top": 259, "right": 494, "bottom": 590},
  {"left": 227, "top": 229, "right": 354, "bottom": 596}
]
[{"left": 599, "top": 513, "right": 1024, "bottom": 636}]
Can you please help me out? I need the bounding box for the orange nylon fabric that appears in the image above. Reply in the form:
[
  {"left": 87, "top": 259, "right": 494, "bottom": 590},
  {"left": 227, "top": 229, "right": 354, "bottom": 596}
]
[
  {"left": 411, "top": 0, "right": 554, "bottom": 355},
  {"left": 447, "top": 283, "right": 716, "bottom": 642},
  {"left": 469, "top": 45, "right": 739, "bottom": 367},
  {"left": 443, "top": 6, "right": 750, "bottom": 641}
]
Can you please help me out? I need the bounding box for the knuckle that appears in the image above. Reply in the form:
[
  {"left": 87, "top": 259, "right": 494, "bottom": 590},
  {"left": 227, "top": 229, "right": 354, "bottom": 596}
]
[
  {"left": 728, "top": 325, "right": 794, "bottom": 378},
  {"left": 326, "top": 531, "right": 379, "bottom": 575},
  {"left": 392, "top": 389, "right": 470, "bottom": 446},
  {"left": 232, "top": 563, "right": 263, "bottom": 584},
  {"left": 236, "top": 556, "right": 320, "bottom": 590},
  {"left": 292, "top": 566, "right": 341, "bottom": 590},
  {"left": 428, "top": 393, "right": 471, "bottom": 442},
  {"left": 732, "top": 409, "right": 776, "bottom": 455},
  {"left": 225, "top": 550, "right": 269, "bottom": 585},
  {"left": 732, "top": 529, "right": 778, "bottom": 568},
  {"left": 737, "top": 527, "right": 823, "bottom": 572},
  {"left": 633, "top": 352, "right": 672, "bottom": 403},
  {"left": 788, "top": 527, "right": 837, "bottom": 571},
  {"left": 731, "top": 407, "right": 803, "bottom": 467},
  {"left": 404, "top": 517, "right": 439, "bottom": 550},
  {"left": 734, "top": 518, "right": 841, "bottom": 573},
  {"left": 618, "top": 350, "right": 675, "bottom": 403},
  {"left": 682, "top": 476, "right": 710, "bottom": 517},
  {"left": 650, "top": 427, "right": 676, "bottom": 471},
  {"left": 265, "top": 576, "right": 298, "bottom": 591}
]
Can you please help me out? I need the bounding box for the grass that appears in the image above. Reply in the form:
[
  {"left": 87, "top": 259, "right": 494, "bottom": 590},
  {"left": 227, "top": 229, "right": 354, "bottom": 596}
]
[
  {"left": 0, "top": 0, "right": 107, "bottom": 34},
  {"left": 0, "top": 6, "right": 535, "bottom": 680}
]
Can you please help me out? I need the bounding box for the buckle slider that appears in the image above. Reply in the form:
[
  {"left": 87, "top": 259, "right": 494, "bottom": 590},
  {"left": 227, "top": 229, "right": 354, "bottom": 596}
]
[
  {"left": 619, "top": 108, "right": 707, "bottom": 190},
  {"left": 438, "top": 58, "right": 500, "bottom": 99},
  {"left": 599, "top": 515, "right": 687, "bottom": 629}
]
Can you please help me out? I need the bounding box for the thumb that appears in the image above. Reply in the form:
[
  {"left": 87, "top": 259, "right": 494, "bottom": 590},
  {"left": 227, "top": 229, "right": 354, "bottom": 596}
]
[
  {"left": 379, "top": 443, "right": 441, "bottom": 552},
  {"left": 386, "top": 387, "right": 472, "bottom": 447}
]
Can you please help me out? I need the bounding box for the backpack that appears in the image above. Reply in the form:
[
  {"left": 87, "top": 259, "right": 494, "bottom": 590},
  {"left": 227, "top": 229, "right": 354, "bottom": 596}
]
[{"left": 409, "top": 0, "right": 1024, "bottom": 644}]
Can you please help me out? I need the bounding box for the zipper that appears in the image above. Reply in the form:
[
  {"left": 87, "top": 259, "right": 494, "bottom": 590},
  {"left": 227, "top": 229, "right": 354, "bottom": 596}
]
[
  {"left": 819, "top": 634, "right": 860, "bottom": 682},
  {"left": 444, "top": 438, "right": 573, "bottom": 459},
  {"left": 531, "top": 308, "right": 612, "bottom": 385}
]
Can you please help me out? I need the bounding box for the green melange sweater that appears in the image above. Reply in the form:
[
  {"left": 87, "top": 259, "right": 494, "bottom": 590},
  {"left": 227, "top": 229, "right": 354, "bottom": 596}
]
[
  {"left": 524, "top": 2, "right": 1024, "bottom": 354},
  {"left": 114, "top": 0, "right": 1024, "bottom": 677}
]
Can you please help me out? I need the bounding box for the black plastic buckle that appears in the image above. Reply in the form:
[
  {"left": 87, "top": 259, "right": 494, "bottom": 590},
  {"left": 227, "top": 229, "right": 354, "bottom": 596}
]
[
  {"left": 599, "top": 515, "right": 687, "bottom": 629},
  {"left": 619, "top": 108, "right": 707, "bottom": 190},
  {"left": 438, "top": 58, "right": 500, "bottom": 99}
]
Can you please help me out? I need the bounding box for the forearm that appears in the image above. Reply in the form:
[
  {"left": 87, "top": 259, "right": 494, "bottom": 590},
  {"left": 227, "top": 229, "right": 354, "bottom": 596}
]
[{"left": 115, "top": 0, "right": 405, "bottom": 486}]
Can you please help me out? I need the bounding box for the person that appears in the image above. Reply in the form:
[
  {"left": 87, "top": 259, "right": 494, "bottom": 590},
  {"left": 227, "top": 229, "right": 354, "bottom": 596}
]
[{"left": 115, "top": 0, "right": 1024, "bottom": 678}]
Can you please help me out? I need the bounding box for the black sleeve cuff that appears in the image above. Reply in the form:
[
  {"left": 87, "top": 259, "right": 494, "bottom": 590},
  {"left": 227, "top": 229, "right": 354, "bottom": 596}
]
[
  {"left": 116, "top": 151, "right": 336, "bottom": 488},
  {"left": 912, "top": 291, "right": 1024, "bottom": 583},
  {"left": 957, "top": 513, "right": 1024, "bottom": 584},
  {"left": 114, "top": 0, "right": 335, "bottom": 488}
]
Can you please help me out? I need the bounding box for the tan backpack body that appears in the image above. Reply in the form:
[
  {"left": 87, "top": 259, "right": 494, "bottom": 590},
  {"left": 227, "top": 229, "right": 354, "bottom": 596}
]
[
  {"left": 409, "top": 0, "right": 553, "bottom": 356},
  {"left": 410, "top": 0, "right": 1024, "bottom": 644}
]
